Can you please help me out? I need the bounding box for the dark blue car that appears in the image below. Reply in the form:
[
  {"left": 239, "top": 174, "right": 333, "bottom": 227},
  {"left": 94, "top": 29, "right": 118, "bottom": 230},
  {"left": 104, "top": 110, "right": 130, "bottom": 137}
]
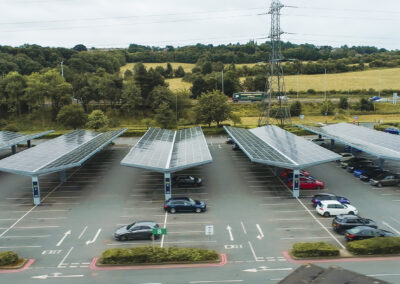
[
  {"left": 353, "top": 165, "right": 380, "bottom": 178},
  {"left": 311, "top": 193, "right": 350, "bottom": 207},
  {"left": 164, "top": 197, "right": 206, "bottom": 213},
  {"left": 385, "top": 127, "right": 399, "bottom": 135},
  {"left": 344, "top": 146, "right": 362, "bottom": 153}
]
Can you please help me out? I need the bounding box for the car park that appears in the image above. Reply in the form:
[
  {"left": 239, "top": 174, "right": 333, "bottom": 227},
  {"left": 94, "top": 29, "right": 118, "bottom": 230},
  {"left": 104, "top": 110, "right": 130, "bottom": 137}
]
[
  {"left": 164, "top": 197, "right": 206, "bottom": 213},
  {"left": 289, "top": 177, "right": 324, "bottom": 189},
  {"left": 311, "top": 193, "right": 350, "bottom": 207},
  {"left": 369, "top": 173, "right": 400, "bottom": 187},
  {"left": 360, "top": 169, "right": 389, "bottom": 182},
  {"left": 172, "top": 175, "right": 202, "bottom": 187},
  {"left": 114, "top": 221, "right": 160, "bottom": 241},
  {"left": 332, "top": 215, "right": 377, "bottom": 234},
  {"left": 340, "top": 157, "right": 367, "bottom": 168},
  {"left": 345, "top": 226, "right": 396, "bottom": 241},
  {"left": 346, "top": 160, "right": 373, "bottom": 172},
  {"left": 316, "top": 200, "right": 358, "bottom": 217},
  {"left": 281, "top": 169, "right": 310, "bottom": 179},
  {"left": 353, "top": 165, "right": 380, "bottom": 177}
]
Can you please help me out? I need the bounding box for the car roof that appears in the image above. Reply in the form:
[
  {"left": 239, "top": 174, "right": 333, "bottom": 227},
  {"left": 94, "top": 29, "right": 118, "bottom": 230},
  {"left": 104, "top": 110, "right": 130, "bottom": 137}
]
[
  {"left": 167, "top": 197, "right": 190, "bottom": 201},
  {"left": 314, "top": 193, "right": 335, "bottom": 197},
  {"left": 134, "top": 221, "right": 158, "bottom": 226},
  {"left": 336, "top": 214, "right": 359, "bottom": 219},
  {"left": 319, "top": 200, "right": 341, "bottom": 205}
]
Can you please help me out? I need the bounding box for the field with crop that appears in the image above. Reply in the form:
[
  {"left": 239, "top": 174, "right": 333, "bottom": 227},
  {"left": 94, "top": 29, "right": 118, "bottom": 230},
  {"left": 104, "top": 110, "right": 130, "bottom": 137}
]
[
  {"left": 165, "top": 78, "right": 192, "bottom": 91},
  {"left": 121, "top": 62, "right": 195, "bottom": 75}
]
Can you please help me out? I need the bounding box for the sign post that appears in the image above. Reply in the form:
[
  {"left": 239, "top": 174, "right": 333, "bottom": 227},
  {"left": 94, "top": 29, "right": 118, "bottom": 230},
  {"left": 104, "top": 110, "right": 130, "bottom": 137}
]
[
  {"left": 205, "top": 225, "right": 214, "bottom": 241},
  {"left": 152, "top": 228, "right": 167, "bottom": 251}
]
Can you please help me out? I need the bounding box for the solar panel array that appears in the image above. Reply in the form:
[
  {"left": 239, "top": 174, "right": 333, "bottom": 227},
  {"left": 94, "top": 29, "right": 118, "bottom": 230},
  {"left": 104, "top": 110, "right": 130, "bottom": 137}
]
[
  {"left": 225, "top": 125, "right": 341, "bottom": 169},
  {"left": 121, "top": 127, "right": 212, "bottom": 172},
  {"left": 297, "top": 123, "right": 400, "bottom": 160},
  {"left": 0, "top": 129, "right": 126, "bottom": 176},
  {"left": 0, "top": 130, "right": 53, "bottom": 150}
]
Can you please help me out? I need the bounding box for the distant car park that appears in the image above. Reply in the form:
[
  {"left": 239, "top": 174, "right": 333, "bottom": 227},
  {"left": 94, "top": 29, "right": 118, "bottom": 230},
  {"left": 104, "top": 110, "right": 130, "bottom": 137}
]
[{"left": 360, "top": 169, "right": 389, "bottom": 182}]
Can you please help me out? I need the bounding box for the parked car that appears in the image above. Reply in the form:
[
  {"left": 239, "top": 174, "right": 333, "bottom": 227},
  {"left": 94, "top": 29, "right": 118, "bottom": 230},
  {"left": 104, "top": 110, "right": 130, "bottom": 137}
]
[
  {"left": 360, "top": 169, "right": 389, "bottom": 182},
  {"left": 289, "top": 177, "right": 324, "bottom": 190},
  {"left": 369, "top": 96, "right": 381, "bottom": 101},
  {"left": 345, "top": 226, "right": 395, "bottom": 241},
  {"left": 281, "top": 169, "right": 310, "bottom": 179},
  {"left": 343, "top": 146, "right": 362, "bottom": 153},
  {"left": 114, "top": 221, "right": 159, "bottom": 241},
  {"left": 385, "top": 127, "right": 399, "bottom": 135},
  {"left": 311, "top": 193, "right": 350, "bottom": 207},
  {"left": 172, "top": 175, "right": 202, "bottom": 187},
  {"left": 370, "top": 173, "right": 400, "bottom": 187},
  {"left": 164, "top": 197, "right": 206, "bottom": 213},
  {"left": 286, "top": 174, "right": 314, "bottom": 182},
  {"left": 353, "top": 165, "right": 380, "bottom": 177},
  {"left": 346, "top": 160, "right": 373, "bottom": 172},
  {"left": 340, "top": 157, "right": 367, "bottom": 168},
  {"left": 332, "top": 215, "right": 377, "bottom": 234},
  {"left": 311, "top": 138, "right": 329, "bottom": 146},
  {"left": 232, "top": 144, "right": 240, "bottom": 150},
  {"left": 338, "top": 153, "right": 354, "bottom": 163},
  {"left": 226, "top": 137, "right": 234, "bottom": 144},
  {"left": 316, "top": 200, "right": 358, "bottom": 217}
]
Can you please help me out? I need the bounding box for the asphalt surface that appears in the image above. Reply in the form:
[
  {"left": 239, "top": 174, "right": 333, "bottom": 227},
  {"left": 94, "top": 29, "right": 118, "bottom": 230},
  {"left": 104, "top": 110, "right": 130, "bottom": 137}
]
[{"left": 0, "top": 136, "right": 399, "bottom": 283}]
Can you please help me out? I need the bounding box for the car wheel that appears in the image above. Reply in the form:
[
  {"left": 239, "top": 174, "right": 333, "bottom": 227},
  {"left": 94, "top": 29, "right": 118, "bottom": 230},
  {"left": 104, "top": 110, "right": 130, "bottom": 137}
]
[
  {"left": 195, "top": 208, "right": 202, "bottom": 213},
  {"left": 377, "top": 183, "right": 382, "bottom": 188},
  {"left": 119, "top": 235, "right": 127, "bottom": 241},
  {"left": 323, "top": 212, "right": 330, "bottom": 217},
  {"left": 170, "top": 208, "right": 176, "bottom": 214},
  {"left": 348, "top": 211, "right": 355, "bottom": 215}
]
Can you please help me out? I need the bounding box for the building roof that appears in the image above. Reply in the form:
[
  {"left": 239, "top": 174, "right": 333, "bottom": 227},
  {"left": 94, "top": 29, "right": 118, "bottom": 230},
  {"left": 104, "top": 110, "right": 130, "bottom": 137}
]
[
  {"left": 296, "top": 122, "right": 400, "bottom": 161},
  {"left": 0, "top": 130, "right": 54, "bottom": 151},
  {"left": 224, "top": 125, "right": 341, "bottom": 169},
  {"left": 120, "top": 127, "right": 212, "bottom": 173},
  {"left": 0, "top": 129, "right": 127, "bottom": 176}
]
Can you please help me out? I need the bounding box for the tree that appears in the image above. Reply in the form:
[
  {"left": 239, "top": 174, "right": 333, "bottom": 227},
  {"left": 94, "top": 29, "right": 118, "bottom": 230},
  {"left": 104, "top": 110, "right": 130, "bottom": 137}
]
[
  {"left": 155, "top": 102, "right": 176, "bottom": 129},
  {"left": 3, "top": 72, "right": 26, "bottom": 115},
  {"left": 230, "top": 113, "right": 242, "bottom": 126},
  {"left": 190, "top": 76, "right": 208, "bottom": 99},
  {"left": 121, "top": 80, "right": 143, "bottom": 115},
  {"left": 73, "top": 44, "right": 87, "bottom": 52},
  {"left": 201, "top": 62, "right": 213, "bottom": 75},
  {"left": 339, "top": 97, "right": 349, "bottom": 109},
  {"left": 57, "top": 104, "right": 87, "bottom": 129},
  {"left": 194, "top": 90, "right": 232, "bottom": 127},
  {"left": 320, "top": 100, "right": 335, "bottom": 115},
  {"left": 359, "top": 98, "right": 374, "bottom": 111},
  {"left": 174, "top": 66, "right": 185, "bottom": 78},
  {"left": 165, "top": 63, "right": 173, "bottom": 78},
  {"left": 290, "top": 101, "right": 302, "bottom": 116},
  {"left": 86, "top": 110, "right": 109, "bottom": 130}
]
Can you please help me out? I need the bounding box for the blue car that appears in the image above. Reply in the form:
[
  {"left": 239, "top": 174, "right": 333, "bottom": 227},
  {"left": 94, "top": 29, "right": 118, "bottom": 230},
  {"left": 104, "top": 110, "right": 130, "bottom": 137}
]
[
  {"left": 353, "top": 165, "right": 379, "bottom": 178},
  {"left": 385, "top": 127, "right": 399, "bottom": 135},
  {"left": 344, "top": 146, "right": 362, "bottom": 153},
  {"left": 311, "top": 193, "right": 350, "bottom": 207}
]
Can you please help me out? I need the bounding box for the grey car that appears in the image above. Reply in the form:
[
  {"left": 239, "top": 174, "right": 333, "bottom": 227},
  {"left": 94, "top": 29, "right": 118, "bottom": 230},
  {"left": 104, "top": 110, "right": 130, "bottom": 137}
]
[
  {"left": 114, "top": 221, "right": 159, "bottom": 241},
  {"left": 370, "top": 173, "right": 400, "bottom": 187}
]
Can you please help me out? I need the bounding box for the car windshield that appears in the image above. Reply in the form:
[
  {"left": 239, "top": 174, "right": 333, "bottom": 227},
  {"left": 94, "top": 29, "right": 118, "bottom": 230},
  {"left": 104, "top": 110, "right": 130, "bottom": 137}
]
[
  {"left": 189, "top": 176, "right": 194, "bottom": 180},
  {"left": 347, "top": 227, "right": 361, "bottom": 234},
  {"left": 127, "top": 222, "right": 135, "bottom": 230},
  {"left": 189, "top": 198, "right": 195, "bottom": 204}
]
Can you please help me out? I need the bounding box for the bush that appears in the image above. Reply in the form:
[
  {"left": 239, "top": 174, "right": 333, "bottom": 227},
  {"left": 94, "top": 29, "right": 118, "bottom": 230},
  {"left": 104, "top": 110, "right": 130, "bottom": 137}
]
[
  {"left": 3, "top": 124, "right": 18, "bottom": 132},
  {"left": 347, "top": 237, "right": 400, "bottom": 255},
  {"left": 57, "top": 104, "right": 87, "bottom": 129},
  {"left": 86, "top": 110, "right": 109, "bottom": 130},
  {"left": 0, "top": 251, "right": 19, "bottom": 266},
  {"left": 99, "top": 246, "right": 219, "bottom": 265},
  {"left": 292, "top": 242, "right": 340, "bottom": 258}
]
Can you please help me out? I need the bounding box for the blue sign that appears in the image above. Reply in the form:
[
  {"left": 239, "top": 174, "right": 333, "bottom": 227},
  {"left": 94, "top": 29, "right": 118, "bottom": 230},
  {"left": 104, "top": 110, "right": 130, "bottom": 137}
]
[
  {"left": 32, "top": 181, "right": 39, "bottom": 197},
  {"left": 354, "top": 115, "right": 358, "bottom": 119},
  {"left": 294, "top": 174, "right": 299, "bottom": 189},
  {"left": 165, "top": 178, "right": 171, "bottom": 194}
]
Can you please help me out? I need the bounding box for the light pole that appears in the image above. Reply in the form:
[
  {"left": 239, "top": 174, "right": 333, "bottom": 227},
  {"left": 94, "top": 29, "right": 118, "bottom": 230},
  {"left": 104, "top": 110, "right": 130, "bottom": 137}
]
[{"left": 324, "top": 68, "right": 327, "bottom": 101}]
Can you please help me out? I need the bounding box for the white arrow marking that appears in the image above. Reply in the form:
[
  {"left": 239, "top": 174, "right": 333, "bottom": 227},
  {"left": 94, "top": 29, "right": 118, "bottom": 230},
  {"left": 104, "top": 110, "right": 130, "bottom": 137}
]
[
  {"left": 243, "top": 268, "right": 258, "bottom": 273},
  {"left": 256, "top": 224, "right": 264, "bottom": 240},
  {"left": 32, "top": 272, "right": 84, "bottom": 279},
  {"left": 243, "top": 266, "right": 293, "bottom": 273},
  {"left": 382, "top": 221, "right": 400, "bottom": 235},
  {"left": 226, "top": 225, "right": 234, "bottom": 241},
  {"left": 56, "top": 230, "right": 71, "bottom": 247},
  {"left": 86, "top": 228, "right": 102, "bottom": 245}
]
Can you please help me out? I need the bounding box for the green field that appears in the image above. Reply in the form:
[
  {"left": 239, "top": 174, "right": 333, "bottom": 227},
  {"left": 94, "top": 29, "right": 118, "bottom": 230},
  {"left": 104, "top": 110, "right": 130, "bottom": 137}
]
[{"left": 121, "top": 62, "right": 195, "bottom": 75}]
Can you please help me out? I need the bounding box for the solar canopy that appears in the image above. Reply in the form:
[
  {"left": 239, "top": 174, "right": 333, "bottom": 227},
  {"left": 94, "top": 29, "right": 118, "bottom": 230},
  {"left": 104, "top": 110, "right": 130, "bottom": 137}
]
[
  {"left": 296, "top": 122, "right": 400, "bottom": 161},
  {"left": 121, "top": 127, "right": 212, "bottom": 173},
  {"left": 0, "top": 129, "right": 127, "bottom": 176},
  {"left": 224, "top": 125, "right": 341, "bottom": 169},
  {"left": 0, "top": 130, "right": 54, "bottom": 151}
]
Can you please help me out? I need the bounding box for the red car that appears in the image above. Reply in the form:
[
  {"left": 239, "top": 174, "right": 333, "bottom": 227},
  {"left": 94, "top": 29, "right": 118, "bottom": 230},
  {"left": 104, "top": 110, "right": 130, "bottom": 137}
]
[
  {"left": 289, "top": 177, "right": 324, "bottom": 190},
  {"left": 281, "top": 169, "right": 310, "bottom": 179}
]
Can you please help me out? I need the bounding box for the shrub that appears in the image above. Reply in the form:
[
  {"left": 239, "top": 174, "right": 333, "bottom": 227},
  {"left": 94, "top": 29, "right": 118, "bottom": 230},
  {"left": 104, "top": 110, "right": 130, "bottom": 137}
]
[
  {"left": 292, "top": 242, "right": 340, "bottom": 258},
  {"left": 86, "top": 110, "right": 109, "bottom": 130},
  {"left": 0, "top": 251, "right": 19, "bottom": 266},
  {"left": 3, "top": 124, "right": 18, "bottom": 132},
  {"left": 347, "top": 237, "right": 400, "bottom": 255},
  {"left": 99, "top": 246, "right": 219, "bottom": 265},
  {"left": 57, "top": 104, "right": 87, "bottom": 129}
]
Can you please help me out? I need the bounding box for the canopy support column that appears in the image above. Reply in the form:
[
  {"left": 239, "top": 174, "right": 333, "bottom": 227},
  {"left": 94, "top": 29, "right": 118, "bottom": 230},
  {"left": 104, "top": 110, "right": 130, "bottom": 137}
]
[
  {"left": 59, "top": 171, "right": 67, "bottom": 182},
  {"left": 318, "top": 134, "right": 322, "bottom": 139},
  {"left": 292, "top": 169, "right": 300, "bottom": 198},
  {"left": 164, "top": 172, "right": 172, "bottom": 200},
  {"left": 330, "top": 139, "right": 335, "bottom": 149},
  {"left": 27, "top": 140, "right": 31, "bottom": 148},
  {"left": 273, "top": 167, "right": 278, "bottom": 176},
  {"left": 379, "top": 158, "right": 385, "bottom": 170},
  {"left": 32, "top": 176, "right": 41, "bottom": 205},
  {"left": 11, "top": 145, "right": 16, "bottom": 154}
]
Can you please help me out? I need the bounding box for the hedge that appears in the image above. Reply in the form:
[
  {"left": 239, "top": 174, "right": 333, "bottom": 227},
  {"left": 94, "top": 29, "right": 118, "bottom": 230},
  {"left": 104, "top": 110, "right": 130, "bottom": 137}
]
[
  {"left": 99, "top": 246, "right": 219, "bottom": 265},
  {"left": 0, "top": 251, "right": 19, "bottom": 266},
  {"left": 347, "top": 237, "right": 400, "bottom": 255},
  {"left": 292, "top": 242, "right": 340, "bottom": 258}
]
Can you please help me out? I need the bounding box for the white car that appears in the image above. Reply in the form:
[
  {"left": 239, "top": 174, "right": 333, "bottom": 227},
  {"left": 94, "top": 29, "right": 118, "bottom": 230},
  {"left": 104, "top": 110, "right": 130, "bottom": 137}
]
[{"left": 316, "top": 200, "right": 358, "bottom": 217}]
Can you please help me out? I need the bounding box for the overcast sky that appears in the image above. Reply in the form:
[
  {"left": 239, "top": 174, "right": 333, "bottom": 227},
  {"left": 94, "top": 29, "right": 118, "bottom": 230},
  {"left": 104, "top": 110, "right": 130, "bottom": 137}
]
[{"left": 0, "top": 0, "right": 398, "bottom": 49}]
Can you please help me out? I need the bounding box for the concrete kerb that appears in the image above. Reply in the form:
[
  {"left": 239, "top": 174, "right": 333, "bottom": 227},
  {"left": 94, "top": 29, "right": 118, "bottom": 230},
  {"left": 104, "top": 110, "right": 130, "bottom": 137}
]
[{"left": 0, "top": 259, "right": 35, "bottom": 273}]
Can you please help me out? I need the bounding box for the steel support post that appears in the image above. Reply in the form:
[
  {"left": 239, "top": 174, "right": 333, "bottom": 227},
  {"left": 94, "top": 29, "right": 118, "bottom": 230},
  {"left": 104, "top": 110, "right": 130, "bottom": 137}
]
[
  {"left": 27, "top": 140, "right": 31, "bottom": 148},
  {"left": 164, "top": 172, "right": 172, "bottom": 200},
  {"left": 318, "top": 134, "right": 322, "bottom": 139},
  {"left": 273, "top": 167, "right": 278, "bottom": 176},
  {"left": 11, "top": 145, "right": 16, "bottom": 154},
  {"left": 59, "top": 171, "right": 67, "bottom": 182},
  {"left": 379, "top": 158, "right": 385, "bottom": 170},
  {"left": 32, "top": 176, "right": 41, "bottom": 205},
  {"left": 330, "top": 139, "right": 335, "bottom": 149},
  {"left": 292, "top": 169, "right": 300, "bottom": 198}
]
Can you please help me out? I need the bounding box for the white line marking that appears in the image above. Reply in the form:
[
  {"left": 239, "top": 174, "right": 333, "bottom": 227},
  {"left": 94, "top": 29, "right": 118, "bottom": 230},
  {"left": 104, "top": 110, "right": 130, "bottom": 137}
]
[
  {"left": 78, "top": 226, "right": 88, "bottom": 239},
  {"left": 86, "top": 228, "right": 102, "bottom": 245},
  {"left": 226, "top": 225, "right": 234, "bottom": 241},
  {"left": 247, "top": 241, "right": 263, "bottom": 262},
  {"left": 256, "top": 224, "right": 264, "bottom": 240},
  {"left": 367, "top": 274, "right": 400, "bottom": 277},
  {"left": 189, "top": 281, "right": 243, "bottom": 283},
  {"left": 1, "top": 235, "right": 51, "bottom": 239},
  {"left": 382, "top": 221, "right": 400, "bottom": 235},
  {"left": 160, "top": 211, "right": 168, "bottom": 248},
  {"left": 56, "top": 230, "right": 71, "bottom": 247},
  {"left": 31, "top": 217, "right": 67, "bottom": 220},
  {"left": 58, "top": 247, "right": 74, "bottom": 268},
  {"left": 14, "top": 226, "right": 60, "bottom": 229},
  {"left": 240, "top": 221, "right": 247, "bottom": 235},
  {"left": 0, "top": 245, "right": 41, "bottom": 248}
]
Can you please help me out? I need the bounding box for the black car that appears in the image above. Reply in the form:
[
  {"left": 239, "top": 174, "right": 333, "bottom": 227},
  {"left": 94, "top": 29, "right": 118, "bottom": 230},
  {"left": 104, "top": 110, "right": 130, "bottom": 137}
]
[
  {"left": 346, "top": 160, "right": 373, "bottom": 173},
  {"left": 332, "top": 215, "right": 377, "bottom": 234},
  {"left": 226, "top": 137, "right": 234, "bottom": 144},
  {"left": 311, "top": 193, "right": 350, "bottom": 207},
  {"left": 345, "top": 226, "right": 396, "bottom": 241},
  {"left": 359, "top": 169, "right": 389, "bottom": 182},
  {"left": 164, "top": 197, "right": 206, "bottom": 213},
  {"left": 114, "top": 221, "right": 159, "bottom": 241},
  {"left": 340, "top": 157, "right": 367, "bottom": 168},
  {"left": 172, "top": 175, "right": 202, "bottom": 187}
]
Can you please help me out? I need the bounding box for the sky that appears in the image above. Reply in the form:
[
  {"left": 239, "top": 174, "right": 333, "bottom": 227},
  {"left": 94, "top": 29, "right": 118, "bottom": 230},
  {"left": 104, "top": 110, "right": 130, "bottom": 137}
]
[{"left": 0, "top": 0, "right": 398, "bottom": 50}]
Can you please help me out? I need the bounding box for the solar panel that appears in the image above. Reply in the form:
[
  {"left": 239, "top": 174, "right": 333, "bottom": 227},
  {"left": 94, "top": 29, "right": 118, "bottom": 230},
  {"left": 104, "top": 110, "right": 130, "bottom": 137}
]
[
  {"left": 121, "top": 127, "right": 212, "bottom": 172},
  {"left": 225, "top": 126, "right": 341, "bottom": 169},
  {"left": 0, "top": 129, "right": 127, "bottom": 176},
  {"left": 0, "top": 130, "right": 53, "bottom": 150},
  {"left": 297, "top": 123, "right": 400, "bottom": 160}
]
